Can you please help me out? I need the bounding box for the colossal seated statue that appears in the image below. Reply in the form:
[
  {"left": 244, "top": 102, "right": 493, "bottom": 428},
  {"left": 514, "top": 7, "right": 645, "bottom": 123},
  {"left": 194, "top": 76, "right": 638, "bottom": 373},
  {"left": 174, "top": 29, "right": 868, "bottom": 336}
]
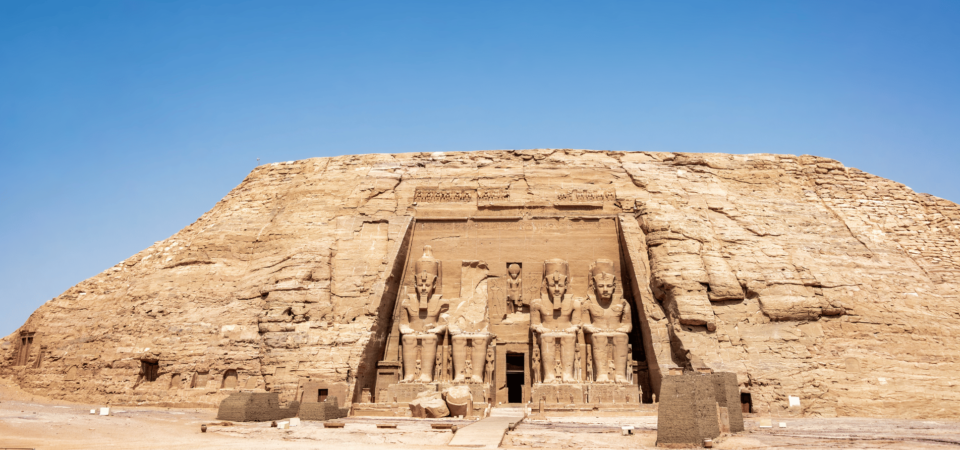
[
  {"left": 530, "top": 259, "right": 581, "bottom": 384},
  {"left": 399, "top": 246, "right": 449, "bottom": 382},
  {"left": 582, "top": 259, "right": 632, "bottom": 383}
]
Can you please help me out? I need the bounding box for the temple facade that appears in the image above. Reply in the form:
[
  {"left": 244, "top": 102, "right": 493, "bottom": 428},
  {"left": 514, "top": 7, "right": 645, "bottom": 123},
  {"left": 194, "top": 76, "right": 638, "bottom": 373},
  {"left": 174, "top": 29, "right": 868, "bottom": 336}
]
[{"left": 364, "top": 216, "right": 654, "bottom": 413}]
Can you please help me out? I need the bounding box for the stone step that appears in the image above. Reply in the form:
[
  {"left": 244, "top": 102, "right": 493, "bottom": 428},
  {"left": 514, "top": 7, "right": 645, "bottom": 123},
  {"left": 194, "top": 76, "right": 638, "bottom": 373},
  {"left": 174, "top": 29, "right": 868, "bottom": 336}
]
[{"left": 489, "top": 406, "right": 526, "bottom": 417}]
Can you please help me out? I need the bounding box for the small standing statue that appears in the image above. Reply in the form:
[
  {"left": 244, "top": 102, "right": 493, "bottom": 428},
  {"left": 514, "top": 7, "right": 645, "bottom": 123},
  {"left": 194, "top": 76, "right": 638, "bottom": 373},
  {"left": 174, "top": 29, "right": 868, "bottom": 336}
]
[
  {"left": 586, "top": 353, "right": 594, "bottom": 382},
  {"left": 554, "top": 359, "right": 563, "bottom": 384},
  {"left": 464, "top": 359, "right": 473, "bottom": 383},
  {"left": 435, "top": 356, "right": 442, "bottom": 381},
  {"left": 415, "top": 358, "right": 422, "bottom": 379},
  {"left": 531, "top": 346, "right": 541, "bottom": 384},
  {"left": 574, "top": 345, "right": 582, "bottom": 382},
  {"left": 506, "top": 264, "right": 523, "bottom": 313},
  {"left": 446, "top": 350, "right": 453, "bottom": 381},
  {"left": 484, "top": 346, "right": 495, "bottom": 383}
]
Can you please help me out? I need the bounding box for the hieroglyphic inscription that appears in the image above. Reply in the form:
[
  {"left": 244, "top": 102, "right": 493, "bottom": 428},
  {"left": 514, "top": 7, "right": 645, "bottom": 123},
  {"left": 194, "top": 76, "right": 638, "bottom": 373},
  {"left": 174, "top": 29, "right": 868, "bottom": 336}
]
[
  {"left": 487, "top": 277, "right": 508, "bottom": 321},
  {"left": 557, "top": 189, "right": 616, "bottom": 202},
  {"left": 414, "top": 188, "right": 475, "bottom": 203},
  {"left": 417, "top": 220, "right": 609, "bottom": 232},
  {"left": 478, "top": 189, "right": 510, "bottom": 201}
]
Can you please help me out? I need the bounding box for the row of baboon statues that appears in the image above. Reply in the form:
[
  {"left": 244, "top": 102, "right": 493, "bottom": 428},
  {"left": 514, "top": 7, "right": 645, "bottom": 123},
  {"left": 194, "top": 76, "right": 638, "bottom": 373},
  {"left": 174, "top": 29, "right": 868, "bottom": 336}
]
[{"left": 398, "top": 246, "right": 632, "bottom": 385}]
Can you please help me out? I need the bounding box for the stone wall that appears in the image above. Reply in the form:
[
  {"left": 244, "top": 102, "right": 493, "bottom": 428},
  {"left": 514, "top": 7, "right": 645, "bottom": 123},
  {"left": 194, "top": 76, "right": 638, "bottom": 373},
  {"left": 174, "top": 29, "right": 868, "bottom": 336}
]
[{"left": 1, "top": 150, "right": 958, "bottom": 418}]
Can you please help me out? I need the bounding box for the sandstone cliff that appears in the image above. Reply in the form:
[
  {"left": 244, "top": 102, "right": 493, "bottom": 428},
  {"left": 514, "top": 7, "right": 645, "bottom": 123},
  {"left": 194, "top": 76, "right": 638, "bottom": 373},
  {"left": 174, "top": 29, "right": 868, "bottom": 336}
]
[{"left": 3, "top": 150, "right": 958, "bottom": 418}]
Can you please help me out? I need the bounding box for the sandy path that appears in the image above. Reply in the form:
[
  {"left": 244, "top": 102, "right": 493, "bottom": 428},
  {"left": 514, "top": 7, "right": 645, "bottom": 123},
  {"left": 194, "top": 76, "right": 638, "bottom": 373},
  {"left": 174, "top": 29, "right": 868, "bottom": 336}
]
[{"left": 4, "top": 378, "right": 960, "bottom": 449}]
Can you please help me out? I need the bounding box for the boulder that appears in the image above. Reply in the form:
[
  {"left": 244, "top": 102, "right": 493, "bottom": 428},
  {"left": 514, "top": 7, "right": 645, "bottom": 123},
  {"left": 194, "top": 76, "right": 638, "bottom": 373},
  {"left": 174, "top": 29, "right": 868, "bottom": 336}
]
[
  {"left": 409, "top": 391, "right": 449, "bottom": 418},
  {"left": 444, "top": 385, "right": 474, "bottom": 418}
]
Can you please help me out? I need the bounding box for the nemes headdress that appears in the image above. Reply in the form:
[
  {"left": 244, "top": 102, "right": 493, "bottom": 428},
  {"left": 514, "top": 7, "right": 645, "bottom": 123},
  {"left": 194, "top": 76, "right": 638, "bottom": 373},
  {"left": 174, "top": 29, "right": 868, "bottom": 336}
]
[
  {"left": 543, "top": 259, "right": 569, "bottom": 285},
  {"left": 542, "top": 259, "right": 569, "bottom": 308},
  {"left": 589, "top": 259, "right": 617, "bottom": 288}
]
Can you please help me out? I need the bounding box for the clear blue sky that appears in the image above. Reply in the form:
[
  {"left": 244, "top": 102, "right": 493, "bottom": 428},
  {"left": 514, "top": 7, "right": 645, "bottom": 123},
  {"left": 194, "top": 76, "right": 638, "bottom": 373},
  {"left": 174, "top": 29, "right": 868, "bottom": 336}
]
[{"left": 2, "top": 1, "right": 958, "bottom": 335}]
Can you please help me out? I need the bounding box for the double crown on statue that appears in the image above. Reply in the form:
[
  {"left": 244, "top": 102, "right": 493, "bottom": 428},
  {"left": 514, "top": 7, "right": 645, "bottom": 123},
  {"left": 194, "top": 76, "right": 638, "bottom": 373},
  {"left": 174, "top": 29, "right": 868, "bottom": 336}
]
[{"left": 415, "top": 246, "right": 440, "bottom": 309}]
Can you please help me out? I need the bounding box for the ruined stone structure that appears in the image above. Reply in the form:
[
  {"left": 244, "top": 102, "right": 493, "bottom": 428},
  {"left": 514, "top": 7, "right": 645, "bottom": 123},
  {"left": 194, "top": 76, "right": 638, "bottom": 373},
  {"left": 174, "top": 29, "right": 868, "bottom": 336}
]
[{"left": 2, "top": 150, "right": 959, "bottom": 419}]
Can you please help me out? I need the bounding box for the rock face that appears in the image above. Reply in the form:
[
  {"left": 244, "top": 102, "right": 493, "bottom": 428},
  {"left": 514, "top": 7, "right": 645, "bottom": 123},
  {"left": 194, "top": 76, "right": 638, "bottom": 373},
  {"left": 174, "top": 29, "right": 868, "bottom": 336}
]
[{"left": 2, "top": 150, "right": 959, "bottom": 419}]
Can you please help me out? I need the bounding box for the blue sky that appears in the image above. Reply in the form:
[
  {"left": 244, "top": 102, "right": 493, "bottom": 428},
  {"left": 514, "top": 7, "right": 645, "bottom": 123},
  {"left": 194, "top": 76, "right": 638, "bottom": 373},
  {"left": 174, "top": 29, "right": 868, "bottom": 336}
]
[{"left": 1, "top": 1, "right": 958, "bottom": 335}]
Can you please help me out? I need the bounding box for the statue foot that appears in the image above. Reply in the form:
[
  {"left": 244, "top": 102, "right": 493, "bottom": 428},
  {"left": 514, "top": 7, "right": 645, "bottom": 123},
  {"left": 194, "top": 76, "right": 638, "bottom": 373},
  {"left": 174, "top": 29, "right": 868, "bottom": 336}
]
[
  {"left": 615, "top": 375, "right": 629, "bottom": 384},
  {"left": 454, "top": 375, "right": 466, "bottom": 383},
  {"left": 595, "top": 375, "right": 610, "bottom": 383},
  {"left": 543, "top": 376, "right": 556, "bottom": 384},
  {"left": 562, "top": 375, "right": 576, "bottom": 383},
  {"left": 402, "top": 375, "right": 416, "bottom": 382},
  {"left": 418, "top": 375, "right": 432, "bottom": 383},
  {"left": 470, "top": 375, "right": 483, "bottom": 383}
]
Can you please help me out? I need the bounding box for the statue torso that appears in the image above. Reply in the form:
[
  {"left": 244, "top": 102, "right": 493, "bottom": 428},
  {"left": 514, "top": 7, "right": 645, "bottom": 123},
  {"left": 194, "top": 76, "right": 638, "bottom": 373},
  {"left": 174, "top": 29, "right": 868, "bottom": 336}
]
[
  {"left": 403, "top": 293, "right": 443, "bottom": 333},
  {"left": 585, "top": 294, "right": 628, "bottom": 332},
  {"left": 535, "top": 294, "right": 577, "bottom": 331}
]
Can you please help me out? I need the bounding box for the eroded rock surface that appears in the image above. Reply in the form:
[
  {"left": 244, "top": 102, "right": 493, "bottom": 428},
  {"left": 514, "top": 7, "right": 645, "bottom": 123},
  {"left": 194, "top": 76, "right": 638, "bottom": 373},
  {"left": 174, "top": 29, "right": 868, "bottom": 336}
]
[{"left": 2, "top": 150, "right": 958, "bottom": 419}]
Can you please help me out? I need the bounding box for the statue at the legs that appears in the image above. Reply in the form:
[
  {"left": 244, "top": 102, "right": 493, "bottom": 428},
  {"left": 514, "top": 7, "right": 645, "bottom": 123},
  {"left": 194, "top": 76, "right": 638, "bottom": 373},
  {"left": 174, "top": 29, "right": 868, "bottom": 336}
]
[
  {"left": 530, "top": 259, "right": 581, "bottom": 383},
  {"left": 582, "top": 259, "right": 632, "bottom": 383},
  {"left": 399, "top": 246, "right": 449, "bottom": 382},
  {"left": 451, "top": 333, "right": 490, "bottom": 383}
]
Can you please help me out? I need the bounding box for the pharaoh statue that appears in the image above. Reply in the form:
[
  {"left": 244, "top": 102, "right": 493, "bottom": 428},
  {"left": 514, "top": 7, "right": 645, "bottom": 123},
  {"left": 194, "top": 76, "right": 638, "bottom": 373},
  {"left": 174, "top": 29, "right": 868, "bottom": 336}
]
[
  {"left": 399, "top": 246, "right": 448, "bottom": 382},
  {"left": 506, "top": 263, "right": 523, "bottom": 313},
  {"left": 530, "top": 259, "right": 581, "bottom": 383},
  {"left": 582, "top": 259, "right": 632, "bottom": 383}
]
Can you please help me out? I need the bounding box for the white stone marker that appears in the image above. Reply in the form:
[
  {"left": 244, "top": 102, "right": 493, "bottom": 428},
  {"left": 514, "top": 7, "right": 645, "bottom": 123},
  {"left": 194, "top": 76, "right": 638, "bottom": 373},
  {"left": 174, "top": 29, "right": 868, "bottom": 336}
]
[
  {"left": 90, "top": 409, "right": 96, "bottom": 415},
  {"left": 289, "top": 417, "right": 300, "bottom": 427},
  {"left": 779, "top": 422, "right": 786, "bottom": 428},
  {"left": 99, "top": 407, "right": 110, "bottom": 416},
  {"left": 788, "top": 396, "right": 800, "bottom": 407},
  {"left": 278, "top": 421, "right": 289, "bottom": 429}
]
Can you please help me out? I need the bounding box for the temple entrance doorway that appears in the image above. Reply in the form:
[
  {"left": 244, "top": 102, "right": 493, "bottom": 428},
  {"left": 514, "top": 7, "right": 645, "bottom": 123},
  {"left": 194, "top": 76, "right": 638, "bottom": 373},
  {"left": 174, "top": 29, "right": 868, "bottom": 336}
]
[{"left": 506, "top": 353, "right": 525, "bottom": 404}]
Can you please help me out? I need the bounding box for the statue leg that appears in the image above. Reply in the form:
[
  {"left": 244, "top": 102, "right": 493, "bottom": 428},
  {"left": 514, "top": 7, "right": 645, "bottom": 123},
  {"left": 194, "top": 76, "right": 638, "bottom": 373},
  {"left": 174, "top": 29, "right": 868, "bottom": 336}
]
[
  {"left": 401, "top": 335, "right": 418, "bottom": 382},
  {"left": 420, "top": 335, "right": 438, "bottom": 382},
  {"left": 470, "top": 338, "right": 488, "bottom": 383},
  {"left": 613, "top": 333, "right": 630, "bottom": 384},
  {"left": 592, "top": 334, "right": 610, "bottom": 383},
  {"left": 560, "top": 334, "right": 577, "bottom": 383},
  {"left": 452, "top": 335, "right": 468, "bottom": 383},
  {"left": 540, "top": 334, "right": 557, "bottom": 384}
]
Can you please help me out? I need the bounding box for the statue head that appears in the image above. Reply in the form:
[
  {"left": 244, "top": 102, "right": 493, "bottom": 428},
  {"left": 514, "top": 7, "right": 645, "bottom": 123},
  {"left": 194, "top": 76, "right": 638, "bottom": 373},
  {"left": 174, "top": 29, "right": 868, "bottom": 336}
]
[
  {"left": 508, "top": 263, "right": 521, "bottom": 279},
  {"left": 414, "top": 246, "right": 440, "bottom": 308},
  {"left": 590, "top": 259, "right": 617, "bottom": 302},
  {"left": 543, "top": 259, "right": 569, "bottom": 308}
]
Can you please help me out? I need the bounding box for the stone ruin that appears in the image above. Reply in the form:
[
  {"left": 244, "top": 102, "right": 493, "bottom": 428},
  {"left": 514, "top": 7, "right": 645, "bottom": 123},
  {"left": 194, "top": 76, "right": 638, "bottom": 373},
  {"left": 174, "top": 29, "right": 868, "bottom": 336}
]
[{"left": 2, "top": 150, "right": 959, "bottom": 421}]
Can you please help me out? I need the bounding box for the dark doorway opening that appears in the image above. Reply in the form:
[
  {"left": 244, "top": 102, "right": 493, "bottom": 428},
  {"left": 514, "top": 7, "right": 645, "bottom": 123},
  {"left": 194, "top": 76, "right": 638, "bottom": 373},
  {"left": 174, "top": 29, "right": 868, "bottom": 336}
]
[
  {"left": 319, "top": 389, "right": 329, "bottom": 402},
  {"left": 506, "top": 353, "right": 525, "bottom": 404},
  {"left": 142, "top": 361, "right": 159, "bottom": 382},
  {"left": 741, "top": 392, "right": 753, "bottom": 413}
]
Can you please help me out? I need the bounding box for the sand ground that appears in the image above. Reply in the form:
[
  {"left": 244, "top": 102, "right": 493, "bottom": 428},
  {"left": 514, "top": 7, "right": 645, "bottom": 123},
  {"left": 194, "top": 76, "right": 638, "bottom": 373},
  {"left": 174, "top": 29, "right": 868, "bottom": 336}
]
[{"left": 3, "top": 378, "right": 959, "bottom": 450}]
